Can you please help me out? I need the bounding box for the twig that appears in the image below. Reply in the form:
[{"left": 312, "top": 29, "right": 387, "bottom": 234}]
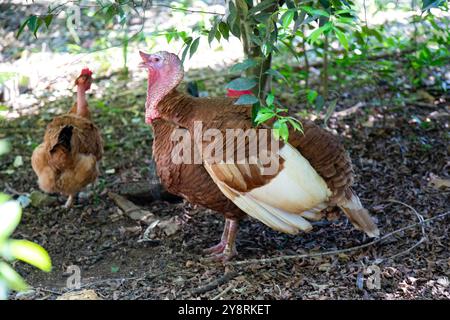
[
  {"left": 382, "top": 199, "right": 427, "bottom": 260},
  {"left": 153, "top": 3, "right": 225, "bottom": 15},
  {"left": 4, "top": 182, "right": 27, "bottom": 196},
  {"left": 212, "top": 283, "right": 234, "bottom": 300},
  {"left": 228, "top": 211, "right": 450, "bottom": 266},
  {"left": 191, "top": 271, "right": 238, "bottom": 295}
]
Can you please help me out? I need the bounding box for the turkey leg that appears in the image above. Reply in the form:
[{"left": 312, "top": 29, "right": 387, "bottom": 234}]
[{"left": 204, "top": 218, "right": 238, "bottom": 262}]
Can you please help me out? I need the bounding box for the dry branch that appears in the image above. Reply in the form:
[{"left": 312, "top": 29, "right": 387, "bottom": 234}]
[
  {"left": 228, "top": 211, "right": 450, "bottom": 266},
  {"left": 191, "top": 271, "right": 238, "bottom": 295}
]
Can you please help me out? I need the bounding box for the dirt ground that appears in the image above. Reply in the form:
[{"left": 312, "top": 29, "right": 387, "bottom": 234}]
[{"left": 1, "top": 64, "right": 449, "bottom": 300}]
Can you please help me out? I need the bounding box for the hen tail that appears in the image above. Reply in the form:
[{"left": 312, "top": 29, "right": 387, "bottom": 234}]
[
  {"left": 339, "top": 190, "right": 379, "bottom": 238},
  {"left": 48, "top": 126, "right": 73, "bottom": 171}
]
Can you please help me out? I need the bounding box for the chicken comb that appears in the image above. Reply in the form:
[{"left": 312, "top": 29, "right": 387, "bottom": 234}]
[{"left": 80, "top": 68, "right": 93, "bottom": 77}]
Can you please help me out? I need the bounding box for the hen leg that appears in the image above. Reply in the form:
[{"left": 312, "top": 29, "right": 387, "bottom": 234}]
[
  {"left": 204, "top": 218, "right": 238, "bottom": 262},
  {"left": 64, "top": 194, "right": 75, "bottom": 208}
]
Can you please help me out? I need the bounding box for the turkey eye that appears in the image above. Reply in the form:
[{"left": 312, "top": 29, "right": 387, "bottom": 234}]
[{"left": 154, "top": 57, "right": 160, "bottom": 62}]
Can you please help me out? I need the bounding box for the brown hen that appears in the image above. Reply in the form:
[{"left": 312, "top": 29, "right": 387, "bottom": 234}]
[{"left": 31, "top": 68, "right": 103, "bottom": 208}]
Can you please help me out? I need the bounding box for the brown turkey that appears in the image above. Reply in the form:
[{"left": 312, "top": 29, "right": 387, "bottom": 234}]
[{"left": 139, "top": 50, "right": 379, "bottom": 262}]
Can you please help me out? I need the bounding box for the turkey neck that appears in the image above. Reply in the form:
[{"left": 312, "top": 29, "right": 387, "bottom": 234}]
[
  {"left": 155, "top": 90, "right": 195, "bottom": 127},
  {"left": 146, "top": 70, "right": 193, "bottom": 127}
]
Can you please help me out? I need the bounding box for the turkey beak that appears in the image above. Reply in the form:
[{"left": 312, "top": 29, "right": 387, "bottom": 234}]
[{"left": 139, "top": 51, "right": 151, "bottom": 68}]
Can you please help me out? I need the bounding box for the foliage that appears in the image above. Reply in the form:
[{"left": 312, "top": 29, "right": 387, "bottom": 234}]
[
  {"left": 0, "top": 140, "right": 52, "bottom": 300},
  {"left": 14, "top": 0, "right": 450, "bottom": 140}
]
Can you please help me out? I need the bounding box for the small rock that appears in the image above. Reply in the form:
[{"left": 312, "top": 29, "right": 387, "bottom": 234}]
[
  {"left": 17, "top": 195, "right": 31, "bottom": 208},
  {"left": 57, "top": 289, "right": 102, "bottom": 300},
  {"left": 15, "top": 289, "right": 35, "bottom": 300},
  {"left": 158, "top": 217, "right": 181, "bottom": 236},
  {"left": 30, "top": 191, "right": 57, "bottom": 207}
]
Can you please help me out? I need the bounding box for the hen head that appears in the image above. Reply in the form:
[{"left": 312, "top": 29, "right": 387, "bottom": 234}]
[{"left": 75, "top": 68, "right": 93, "bottom": 91}]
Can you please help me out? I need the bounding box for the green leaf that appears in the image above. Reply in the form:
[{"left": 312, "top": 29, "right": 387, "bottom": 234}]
[
  {"left": 422, "top": 0, "right": 446, "bottom": 11},
  {"left": 43, "top": 14, "right": 53, "bottom": 28},
  {"left": 105, "top": 4, "right": 117, "bottom": 21},
  {"left": 287, "top": 118, "right": 303, "bottom": 133},
  {"left": 273, "top": 120, "right": 289, "bottom": 141},
  {"left": 7, "top": 240, "right": 52, "bottom": 272},
  {"left": 334, "top": 28, "right": 349, "bottom": 50},
  {"left": 225, "top": 78, "right": 257, "bottom": 91},
  {"left": 234, "top": 94, "right": 259, "bottom": 105},
  {"left": 300, "top": 6, "right": 330, "bottom": 17},
  {"left": 16, "top": 17, "right": 29, "bottom": 39},
  {"left": 230, "top": 59, "right": 257, "bottom": 73},
  {"left": 281, "top": 9, "right": 295, "bottom": 29},
  {"left": 0, "top": 140, "right": 10, "bottom": 156},
  {"left": 208, "top": 20, "right": 218, "bottom": 45},
  {"left": 26, "top": 15, "right": 38, "bottom": 38},
  {"left": 265, "top": 93, "right": 275, "bottom": 106},
  {"left": 218, "top": 22, "right": 229, "bottom": 40},
  {"left": 0, "top": 262, "right": 28, "bottom": 292},
  {"left": 235, "top": 0, "right": 248, "bottom": 18},
  {"left": 0, "top": 201, "right": 21, "bottom": 240},
  {"left": 249, "top": 0, "right": 277, "bottom": 15},
  {"left": 323, "top": 99, "right": 338, "bottom": 126},
  {"left": 33, "top": 18, "right": 43, "bottom": 38},
  {"left": 189, "top": 38, "right": 200, "bottom": 58},
  {"left": 315, "top": 95, "right": 325, "bottom": 109},
  {"left": 307, "top": 89, "right": 318, "bottom": 104},
  {"left": 0, "top": 193, "right": 11, "bottom": 205},
  {"left": 181, "top": 42, "right": 191, "bottom": 64},
  {"left": 255, "top": 111, "right": 276, "bottom": 124},
  {"left": 13, "top": 156, "right": 23, "bottom": 168},
  {"left": 265, "top": 69, "right": 288, "bottom": 84},
  {"left": 308, "top": 22, "right": 332, "bottom": 43}
]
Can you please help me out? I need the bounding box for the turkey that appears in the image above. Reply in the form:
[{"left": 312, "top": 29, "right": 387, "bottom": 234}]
[{"left": 139, "top": 50, "right": 379, "bottom": 262}]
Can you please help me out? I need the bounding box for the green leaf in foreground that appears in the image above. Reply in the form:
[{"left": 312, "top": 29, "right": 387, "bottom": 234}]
[
  {"left": 230, "top": 59, "right": 257, "bottom": 73},
  {"left": 308, "top": 22, "right": 332, "bottom": 44},
  {"left": 234, "top": 94, "right": 259, "bottom": 105},
  {"left": 0, "top": 201, "right": 21, "bottom": 241},
  {"left": 0, "top": 262, "right": 28, "bottom": 292},
  {"left": 7, "top": 240, "right": 52, "bottom": 272},
  {"left": 189, "top": 38, "right": 200, "bottom": 58},
  {"left": 225, "top": 77, "right": 257, "bottom": 91},
  {"left": 334, "top": 28, "right": 349, "bottom": 50}
]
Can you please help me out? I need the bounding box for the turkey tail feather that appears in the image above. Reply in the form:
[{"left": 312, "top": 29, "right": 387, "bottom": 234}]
[{"left": 339, "top": 191, "right": 379, "bottom": 237}]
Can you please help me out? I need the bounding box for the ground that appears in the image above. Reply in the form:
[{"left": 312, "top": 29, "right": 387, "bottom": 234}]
[{"left": 2, "top": 63, "right": 449, "bottom": 299}]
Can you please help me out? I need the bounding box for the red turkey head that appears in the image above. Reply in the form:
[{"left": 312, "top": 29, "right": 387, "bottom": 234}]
[{"left": 139, "top": 51, "right": 184, "bottom": 123}]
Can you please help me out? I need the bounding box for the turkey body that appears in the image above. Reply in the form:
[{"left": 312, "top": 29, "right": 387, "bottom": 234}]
[
  {"left": 140, "top": 50, "right": 378, "bottom": 261},
  {"left": 151, "top": 90, "right": 376, "bottom": 234}
]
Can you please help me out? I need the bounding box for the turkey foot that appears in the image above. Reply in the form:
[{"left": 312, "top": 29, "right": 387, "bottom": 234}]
[{"left": 203, "top": 218, "right": 238, "bottom": 262}]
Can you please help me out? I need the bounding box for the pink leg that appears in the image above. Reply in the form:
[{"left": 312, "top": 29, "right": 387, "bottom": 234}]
[
  {"left": 203, "top": 218, "right": 238, "bottom": 262},
  {"left": 203, "top": 219, "right": 231, "bottom": 254}
]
